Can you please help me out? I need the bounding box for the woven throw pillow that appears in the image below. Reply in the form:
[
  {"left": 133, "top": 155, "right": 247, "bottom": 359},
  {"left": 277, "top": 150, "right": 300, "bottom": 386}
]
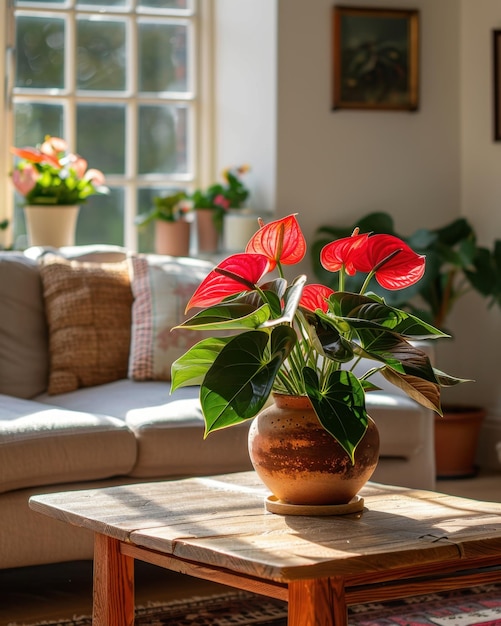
[
  {"left": 39, "top": 255, "right": 133, "bottom": 395},
  {"left": 128, "top": 255, "right": 212, "bottom": 381}
]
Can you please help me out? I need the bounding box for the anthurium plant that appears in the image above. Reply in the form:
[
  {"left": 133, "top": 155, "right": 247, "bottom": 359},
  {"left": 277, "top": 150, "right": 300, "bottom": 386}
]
[
  {"left": 171, "top": 214, "right": 466, "bottom": 462},
  {"left": 10, "top": 136, "right": 109, "bottom": 205}
]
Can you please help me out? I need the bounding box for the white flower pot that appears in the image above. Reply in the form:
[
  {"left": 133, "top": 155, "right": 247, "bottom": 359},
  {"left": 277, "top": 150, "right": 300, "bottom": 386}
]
[
  {"left": 222, "top": 209, "right": 260, "bottom": 253},
  {"left": 24, "top": 205, "right": 80, "bottom": 248}
]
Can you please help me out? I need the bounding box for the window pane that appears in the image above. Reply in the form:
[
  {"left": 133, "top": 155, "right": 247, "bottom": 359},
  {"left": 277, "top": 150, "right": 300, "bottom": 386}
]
[
  {"left": 77, "top": 18, "right": 127, "bottom": 91},
  {"left": 138, "top": 0, "right": 189, "bottom": 10},
  {"left": 77, "top": 104, "right": 126, "bottom": 174},
  {"left": 139, "top": 21, "right": 188, "bottom": 92},
  {"left": 77, "top": 0, "right": 127, "bottom": 7},
  {"left": 15, "top": 16, "right": 65, "bottom": 89},
  {"left": 14, "top": 0, "right": 66, "bottom": 6},
  {"left": 138, "top": 104, "right": 188, "bottom": 174},
  {"left": 14, "top": 102, "right": 64, "bottom": 147},
  {"left": 76, "top": 188, "right": 125, "bottom": 245}
]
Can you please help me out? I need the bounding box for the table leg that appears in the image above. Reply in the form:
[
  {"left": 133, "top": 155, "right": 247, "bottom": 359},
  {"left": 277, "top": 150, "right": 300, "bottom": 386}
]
[
  {"left": 92, "top": 534, "right": 135, "bottom": 626},
  {"left": 288, "top": 578, "right": 346, "bottom": 626}
]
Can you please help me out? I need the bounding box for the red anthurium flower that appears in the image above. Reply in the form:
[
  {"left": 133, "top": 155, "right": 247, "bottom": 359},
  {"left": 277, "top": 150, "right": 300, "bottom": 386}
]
[
  {"left": 320, "top": 233, "right": 369, "bottom": 275},
  {"left": 356, "top": 234, "right": 426, "bottom": 290},
  {"left": 10, "top": 146, "right": 61, "bottom": 169},
  {"left": 186, "top": 253, "right": 270, "bottom": 312},
  {"left": 299, "top": 284, "right": 334, "bottom": 313},
  {"left": 246, "top": 214, "right": 306, "bottom": 270}
]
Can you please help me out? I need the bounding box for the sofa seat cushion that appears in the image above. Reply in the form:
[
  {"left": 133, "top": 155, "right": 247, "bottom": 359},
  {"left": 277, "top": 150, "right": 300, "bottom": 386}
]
[
  {"left": 0, "top": 395, "right": 137, "bottom": 494},
  {"left": 365, "top": 391, "right": 432, "bottom": 458},
  {"left": 35, "top": 379, "right": 253, "bottom": 478}
]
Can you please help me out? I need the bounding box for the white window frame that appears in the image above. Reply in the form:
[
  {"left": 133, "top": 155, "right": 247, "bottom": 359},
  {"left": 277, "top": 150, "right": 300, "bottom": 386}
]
[{"left": 1, "top": 0, "right": 215, "bottom": 251}]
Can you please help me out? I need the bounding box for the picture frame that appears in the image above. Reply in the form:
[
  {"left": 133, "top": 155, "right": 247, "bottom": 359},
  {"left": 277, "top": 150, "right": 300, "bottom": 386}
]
[
  {"left": 332, "top": 6, "right": 420, "bottom": 111},
  {"left": 493, "top": 30, "right": 501, "bottom": 141}
]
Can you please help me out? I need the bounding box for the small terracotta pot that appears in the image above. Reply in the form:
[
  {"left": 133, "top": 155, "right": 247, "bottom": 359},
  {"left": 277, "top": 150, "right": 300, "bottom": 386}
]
[
  {"left": 155, "top": 220, "right": 190, "bottom": 256},
  {"left": 195, "top": 209, "right": 219, "bottom": 253},
  {"left": 248, "top": 394, "right": 380, "bottom": 505}
]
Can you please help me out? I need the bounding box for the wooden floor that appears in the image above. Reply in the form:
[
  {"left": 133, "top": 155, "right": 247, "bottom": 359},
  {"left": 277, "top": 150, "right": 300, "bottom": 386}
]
[{"left": 1, "top": 471, "right": 499, "bottom": 626}]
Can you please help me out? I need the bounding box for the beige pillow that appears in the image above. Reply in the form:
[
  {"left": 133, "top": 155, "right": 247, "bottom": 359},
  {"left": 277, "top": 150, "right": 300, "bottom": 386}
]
[
  {"left": 128, "top": 255, "right": 212, "bottom": 381},
  {"left": 39, "top": 255, "right": 133, "bottom": 395}
]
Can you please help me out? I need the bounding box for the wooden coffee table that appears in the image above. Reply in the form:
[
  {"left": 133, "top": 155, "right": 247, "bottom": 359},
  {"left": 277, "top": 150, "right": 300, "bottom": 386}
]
[{"left": 29, "top": 472, "right": 501, "bottom": 626}]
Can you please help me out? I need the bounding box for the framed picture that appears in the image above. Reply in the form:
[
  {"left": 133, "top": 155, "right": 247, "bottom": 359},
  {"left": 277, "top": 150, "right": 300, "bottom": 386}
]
[
  {"left": 493, "top": 30, "right": 501, "bottom": 141},
  {"left": 332, "top": 6, "right": 420, "bottom": 111}
]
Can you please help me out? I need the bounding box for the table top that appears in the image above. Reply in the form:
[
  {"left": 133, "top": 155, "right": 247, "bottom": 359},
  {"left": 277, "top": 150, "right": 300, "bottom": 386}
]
[{"left": 29, "top": 472, "right": 501, "bottom": 582}]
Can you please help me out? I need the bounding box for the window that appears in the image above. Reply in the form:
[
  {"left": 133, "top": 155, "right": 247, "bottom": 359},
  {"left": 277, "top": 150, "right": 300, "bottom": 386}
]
[{"left": 5, "top": 0, "right": 211, "bottom": 251}]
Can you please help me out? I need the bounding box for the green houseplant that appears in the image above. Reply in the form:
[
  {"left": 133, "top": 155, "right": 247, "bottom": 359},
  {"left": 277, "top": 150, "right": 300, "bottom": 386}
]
[
  {"left": 135, "top": 191, "right": 191, "bottom": 256},
  {"left": 190, "top": 165, "right": 250, "bottom": 254},
  {"left": 311, "top": 211, "right": 501, "bottom": 331},
  {"left": 312, "top": 211, "right": 501, "bottom": 478},
  {"left": 171, "top": 214, "right": 465, "bottom": 503}
]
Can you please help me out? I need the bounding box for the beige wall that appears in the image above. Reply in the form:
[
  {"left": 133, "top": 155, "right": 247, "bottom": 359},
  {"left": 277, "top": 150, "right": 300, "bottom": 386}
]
[{"left": 216, "top": 0, "right": 501, "bottom": 467}]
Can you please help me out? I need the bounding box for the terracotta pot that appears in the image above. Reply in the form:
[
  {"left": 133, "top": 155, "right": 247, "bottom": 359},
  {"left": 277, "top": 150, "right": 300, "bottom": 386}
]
[
  {"left": 195, "top": 209, "right": 219, "bottom": 253},
  {"left": 155, "top": 220, "right": 190, "bottom": 256},
  {"left": 248, "top": 394, "right": 380, "bottom": 506},
  {"left": 24, "top": 205, "right": 80, "bottom": 248},
  {"left": 435, "top": 405, "right": 486, "bottom": 479}
]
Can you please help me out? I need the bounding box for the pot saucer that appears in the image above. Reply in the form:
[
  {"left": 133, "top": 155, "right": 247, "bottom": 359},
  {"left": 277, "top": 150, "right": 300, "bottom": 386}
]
[{"left": 265, "top": 494, "right": 364, "bottom": 516}]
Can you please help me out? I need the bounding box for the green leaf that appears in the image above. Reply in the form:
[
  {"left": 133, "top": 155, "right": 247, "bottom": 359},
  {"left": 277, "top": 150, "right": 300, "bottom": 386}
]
[
  {"left": 380, "top": 368, "right": 442, "bottom": 414},
  {"left": 201, "top": 327, "right": 297, "bottom": 435},
  {"left": 177, "top": 302, "right": 271, "bottom": 331},
  {"left": 170, "top": 337, "right": 232, "bottom": 391},
  {"left": 327, "top": 292, "right": 448, "bottom": 340},
  {"left": 354, "top": 332, "right": 439, "bottom": 383},
  {"left": 303, "top": 367, "right": 368, "bottom": 463}
]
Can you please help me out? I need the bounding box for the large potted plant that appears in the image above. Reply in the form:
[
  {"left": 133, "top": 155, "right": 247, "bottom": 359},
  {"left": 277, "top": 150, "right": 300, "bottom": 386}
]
[
  {"left": 171, "top": 214, "right": 465, "bottom": 508},
  {"left": 135, "top": 191, "right": 191, "bottom": 256},
  {"left": 10, "top": 136, "right": 108, "bottom": 248},
  {"left": 312, "top": 211, "right": 501, "bottom": 478}
]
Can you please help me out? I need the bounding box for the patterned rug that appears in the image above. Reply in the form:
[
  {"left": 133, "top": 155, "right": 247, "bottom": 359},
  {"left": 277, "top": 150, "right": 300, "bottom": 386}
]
[{"left": 12, "top": 583, "right": 501, "bottom": 626}]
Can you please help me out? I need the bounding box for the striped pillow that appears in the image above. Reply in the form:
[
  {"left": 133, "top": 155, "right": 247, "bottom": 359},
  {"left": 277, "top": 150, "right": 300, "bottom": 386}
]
[{"left": 128, "top": 255, "right": 212, "bottom": 381}]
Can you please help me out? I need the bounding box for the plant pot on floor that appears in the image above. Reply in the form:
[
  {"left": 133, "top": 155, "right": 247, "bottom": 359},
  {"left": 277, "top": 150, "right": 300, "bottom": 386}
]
[{"left": 434, "top": 405, "right": 487, "bottom": 479}]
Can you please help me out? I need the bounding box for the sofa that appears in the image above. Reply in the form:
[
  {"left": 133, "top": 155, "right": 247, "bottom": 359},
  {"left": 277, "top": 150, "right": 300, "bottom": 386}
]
[{"left": 0, "top": 245, "right": 436, "bottom": 571}]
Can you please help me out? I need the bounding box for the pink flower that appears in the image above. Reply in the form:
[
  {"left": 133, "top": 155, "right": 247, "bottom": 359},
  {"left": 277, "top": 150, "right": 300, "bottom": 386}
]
[
  {"left": 214, "top": 194, "right": 231, "bottom": 209},
  {"left": 12, "top": 165, "right": 38, "bottom": 196}
]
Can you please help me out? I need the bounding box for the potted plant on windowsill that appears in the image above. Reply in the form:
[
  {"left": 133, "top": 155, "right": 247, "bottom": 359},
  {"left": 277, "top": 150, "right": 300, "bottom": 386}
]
[
  {"left": 312, "top": 211, "right": 501, "bottom": 478},
  {"left": 135, "top": 191, "right": 191, "bottom": 257},
  {"left": 10, "top": 136, "right": 108, "bottom": 248},
  {"left": 191, "top": 165, "right": 251, "bottom": 253},
  {"left": 170, "top": 214, "right": 465, "bottom": 509}
]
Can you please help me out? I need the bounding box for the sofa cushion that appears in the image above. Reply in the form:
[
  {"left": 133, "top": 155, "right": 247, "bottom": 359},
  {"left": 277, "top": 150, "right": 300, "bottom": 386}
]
[
  {"left": 39, "top": 255, "right": 133, "bottom": 395},
  {"left": 0, "top": 395, "right": 137, "bottom": 494},
  {"left": 35, "top": 379, "right": 253, "bottom": 478},
  {"left": 128, "top": 255, "right": 212, "bottom": 381},
  {"left": 0, "top": 252, "right": 49, "bottom": 399}
]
